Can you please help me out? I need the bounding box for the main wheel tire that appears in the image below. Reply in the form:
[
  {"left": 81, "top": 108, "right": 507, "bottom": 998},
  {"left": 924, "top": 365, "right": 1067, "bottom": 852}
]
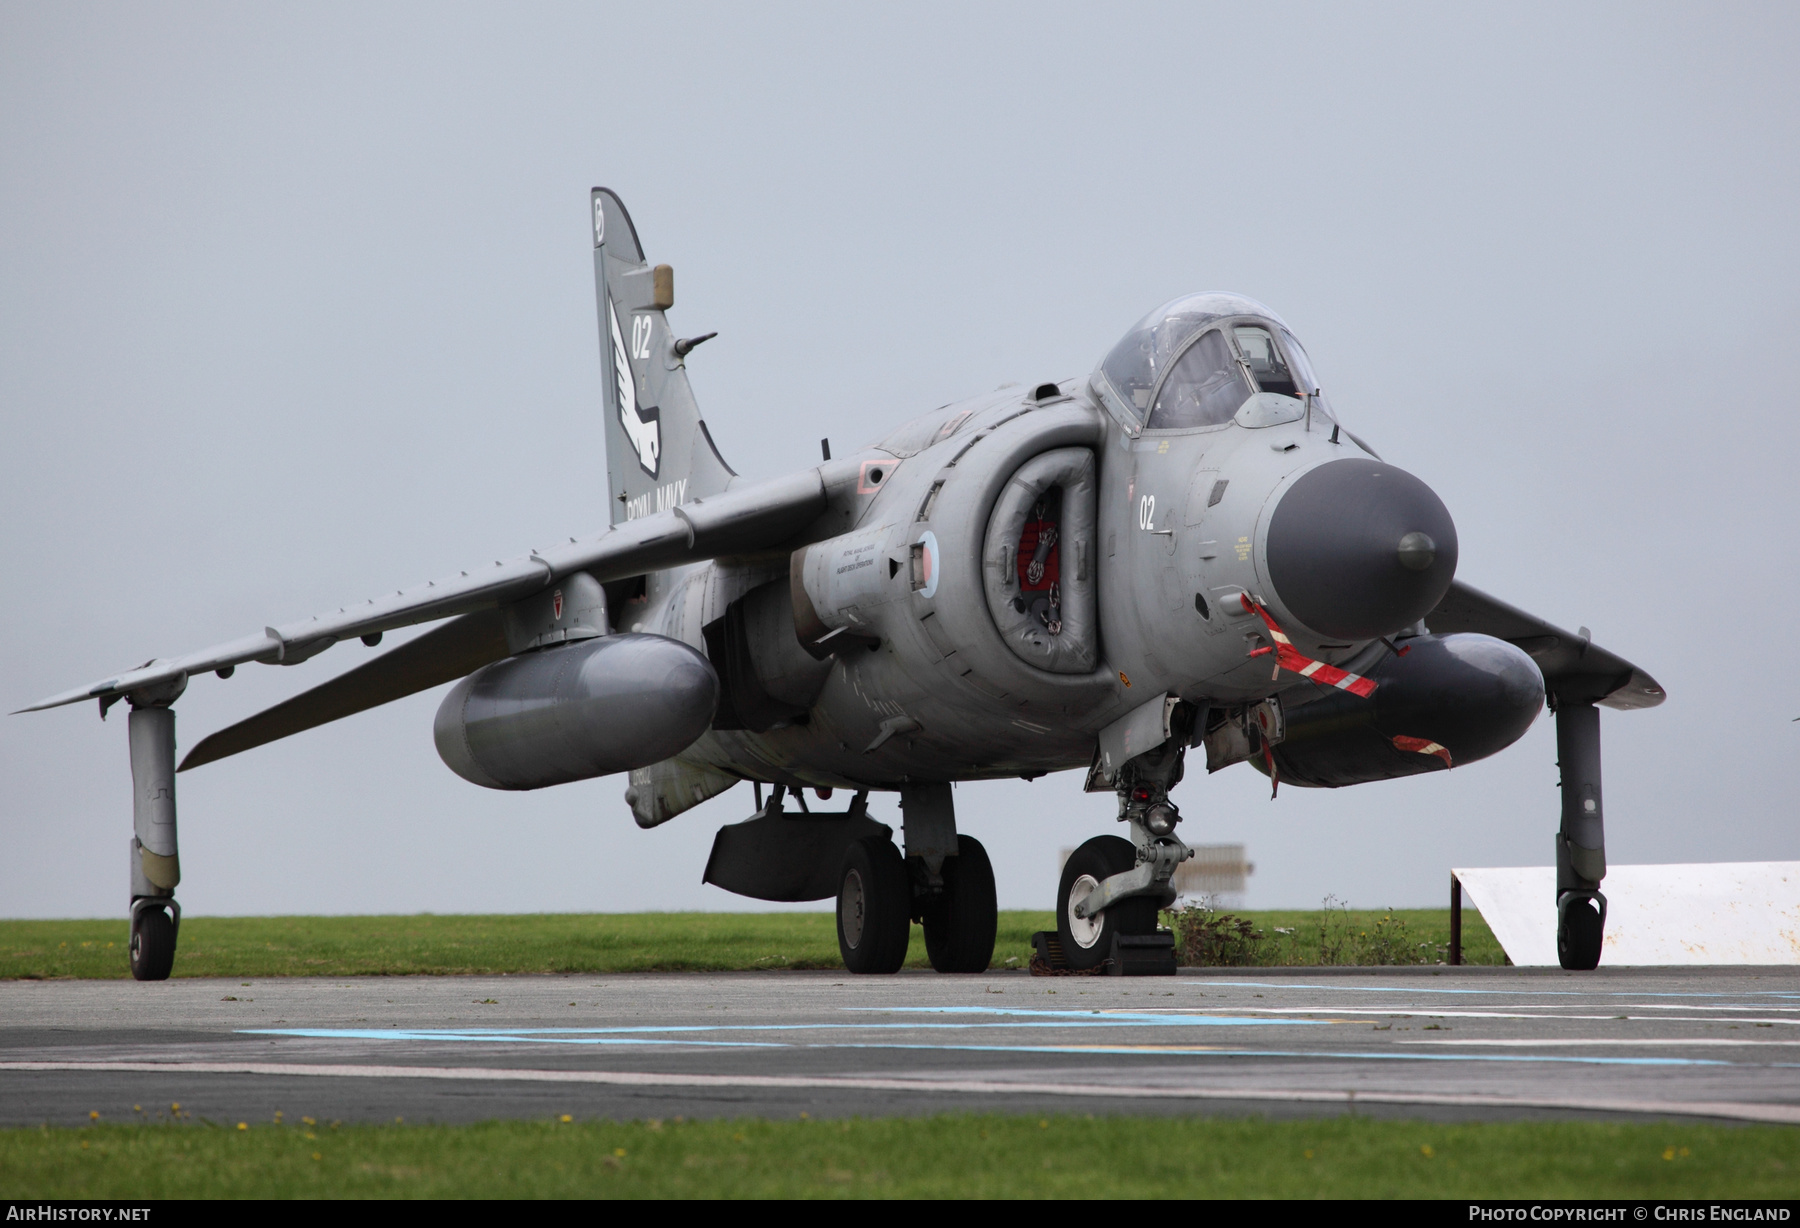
[
  {"left": 837, "top": 834, "right": 911, "bottom": 974},
  {"left": 922, "top": 835, "right": 998, "bottom": 973},
  {"left": 129, "top": 906, "right": 176, "bottom": 982},
  {"left": 1558, "top": 895, "right": 1604, "bottom": 970},
  {"left": 1057, "top": 835, "right": 1158, "bottom": 971}
]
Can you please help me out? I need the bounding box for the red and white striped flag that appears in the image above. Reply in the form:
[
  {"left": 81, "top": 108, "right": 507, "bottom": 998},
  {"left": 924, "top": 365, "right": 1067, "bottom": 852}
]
[
  {"left": 1236, "top": 595, "right": 1379, "bottom": 698},
  {"left": 1391, "top": 734, "right": 1452, "bottom": 768}
]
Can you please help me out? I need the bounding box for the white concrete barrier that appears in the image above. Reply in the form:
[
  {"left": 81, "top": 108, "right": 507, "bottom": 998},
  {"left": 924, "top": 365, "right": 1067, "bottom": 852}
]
[{"left": 1453, "top": 862, "right": 1800, "bottom": 966}]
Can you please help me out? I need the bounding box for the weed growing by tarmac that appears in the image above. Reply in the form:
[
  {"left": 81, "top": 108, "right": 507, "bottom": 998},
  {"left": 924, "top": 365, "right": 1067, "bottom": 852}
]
[{"left": 1168, "top": 897, "right": 1504, "bottom": 966}]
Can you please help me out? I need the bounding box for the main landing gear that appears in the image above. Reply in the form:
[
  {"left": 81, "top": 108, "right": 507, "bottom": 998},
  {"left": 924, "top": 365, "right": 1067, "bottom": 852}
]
[{"left": 835, "top": 783, "right": 997, "bottom": 974}]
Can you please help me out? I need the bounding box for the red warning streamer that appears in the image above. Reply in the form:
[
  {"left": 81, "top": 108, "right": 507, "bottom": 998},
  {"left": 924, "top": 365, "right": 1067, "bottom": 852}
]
[
  {"left": 1391, "top": 735, "right": 1453, "bottom": 769},
  {"left": 1238, "top": 596, "right": 1379, "bottom": 698}
]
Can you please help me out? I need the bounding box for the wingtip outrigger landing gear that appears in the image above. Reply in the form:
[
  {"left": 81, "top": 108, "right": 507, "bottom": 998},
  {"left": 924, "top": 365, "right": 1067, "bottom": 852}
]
[
  {"left": 123, "top": 681, "right": 186, "bottom": 982},
  {"left": 1553, "top": 700, "right": 1607, "bottom": 971},
  {"left": 129, "top": 893, "right": 180, "bottom": 981}
]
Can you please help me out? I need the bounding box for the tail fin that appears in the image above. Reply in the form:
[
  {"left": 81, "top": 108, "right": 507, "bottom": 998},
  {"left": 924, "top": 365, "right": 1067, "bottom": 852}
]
[{"left": 591, "top": 188, "right": 735, "bottom": 526}]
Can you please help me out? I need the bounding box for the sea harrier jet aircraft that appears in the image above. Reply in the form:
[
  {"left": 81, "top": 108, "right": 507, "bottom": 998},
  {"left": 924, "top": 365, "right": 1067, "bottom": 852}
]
[{"left": 21, "top": 189, "right": 1664, "bottom": 980}]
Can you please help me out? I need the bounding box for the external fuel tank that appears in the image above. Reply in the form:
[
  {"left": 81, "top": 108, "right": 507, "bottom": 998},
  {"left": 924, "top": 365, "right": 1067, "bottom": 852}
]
[{"left": 434, "top": 633, "right": 718, "bottom": 790}]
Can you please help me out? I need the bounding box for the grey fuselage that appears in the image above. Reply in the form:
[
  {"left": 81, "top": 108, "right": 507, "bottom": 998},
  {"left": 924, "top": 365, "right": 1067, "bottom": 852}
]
[{"left": 623, "top": 350, "right": 1419, "bottom": 799}]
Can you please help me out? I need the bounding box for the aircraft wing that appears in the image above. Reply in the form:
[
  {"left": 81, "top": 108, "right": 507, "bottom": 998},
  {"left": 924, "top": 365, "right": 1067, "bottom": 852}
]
[
  {"left": 1425, "top": 580, "right": 1665, "bottom": 710},
  {"left": 176, "top": 608, "right": 510, "bottom": 771},
  {"left": 17, "top": 467, "right": 829, "bottom": 716}
]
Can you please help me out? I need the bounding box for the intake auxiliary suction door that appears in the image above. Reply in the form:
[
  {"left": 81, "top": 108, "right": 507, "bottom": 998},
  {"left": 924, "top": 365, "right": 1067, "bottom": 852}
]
[
  {"left": 1181, "top": 467, "right": 1226, "bottom": 634},
  {"left": 981, "top": 448, "right": 1099, "bottom": 674}
]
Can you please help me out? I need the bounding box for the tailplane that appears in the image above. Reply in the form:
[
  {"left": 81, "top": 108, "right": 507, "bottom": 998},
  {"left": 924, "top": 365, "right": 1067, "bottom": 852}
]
[{"left": 591, "top": 188, "right": 735, "bottom": 525}]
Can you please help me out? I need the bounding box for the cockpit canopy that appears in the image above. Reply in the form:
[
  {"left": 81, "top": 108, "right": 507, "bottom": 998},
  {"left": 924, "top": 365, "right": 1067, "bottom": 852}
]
[{"left": 1093, "top": 292, "right": 1328, "bottom": 431}]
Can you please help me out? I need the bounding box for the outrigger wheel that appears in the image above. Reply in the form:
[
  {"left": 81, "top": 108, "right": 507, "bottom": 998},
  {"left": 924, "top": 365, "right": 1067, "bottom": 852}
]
[
  {"left": 837, "top": 833, "right": 911, "bottom": 974},
  {"left": 920, "top": 835, "right": 997, "bottom": 973},
  {"left": 1057, "top": 835, "right": 1159, "bottom": 971},
  {"left": 1557, "top": 892, "right": 1606, "bottom": 971},
  {"left": 129, "top": 903, "right": 177, "bottom": 982}
]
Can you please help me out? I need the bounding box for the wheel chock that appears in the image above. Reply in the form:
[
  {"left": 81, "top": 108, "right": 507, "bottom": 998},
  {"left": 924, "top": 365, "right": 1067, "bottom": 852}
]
[
  {"left": 1029, "top": 930, "right": 1070, "bottom": 974},
  {"left": 1108, "top": 930, "right": 1177, "bottom": 976}
]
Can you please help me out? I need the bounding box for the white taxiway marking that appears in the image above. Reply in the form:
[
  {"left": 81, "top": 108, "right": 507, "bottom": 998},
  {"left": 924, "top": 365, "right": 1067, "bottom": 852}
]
[
  {"left": 1195, "top": 1007, "right": 1800, "bottom": 1026},
  {"left": 1191, "top": 982, "right": 1800, "bottom": 1001},
  {"left": 1618, "top": 1004, "right": 1800, "bottom": 1013},
  {"left": 2, "top": 1060, "right": 1796, "bottom": 1125},
  {"left": 1399, "top": 1038, "right": 1800, "bottom": 1048}
]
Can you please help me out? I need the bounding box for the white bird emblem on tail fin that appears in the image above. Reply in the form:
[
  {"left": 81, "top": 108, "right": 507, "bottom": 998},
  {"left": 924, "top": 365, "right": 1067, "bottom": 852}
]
[{"left": 608, "top": 295, "right": 660, "bottom": 477}]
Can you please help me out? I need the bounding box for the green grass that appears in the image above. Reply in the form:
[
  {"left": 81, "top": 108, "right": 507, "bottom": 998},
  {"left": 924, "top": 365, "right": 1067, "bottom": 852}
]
[
  {"left": 0, "top": 911, "right": 1037, "bottom": 978},
  {"left": 0, "top": 907, "right": 1503, "bottom": 979},
  {"left": 3, "top": 1115, "right": 1792, "bottom": 1198}
]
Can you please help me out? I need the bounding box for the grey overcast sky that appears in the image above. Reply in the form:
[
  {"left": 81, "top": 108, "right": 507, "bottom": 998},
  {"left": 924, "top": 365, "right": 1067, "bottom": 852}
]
[{"left": 4, "top": 2, "right": 1797, "bottom": 919}]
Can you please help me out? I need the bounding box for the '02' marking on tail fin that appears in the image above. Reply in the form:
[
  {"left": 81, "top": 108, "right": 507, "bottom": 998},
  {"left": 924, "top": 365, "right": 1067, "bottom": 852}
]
[{"left": 607, "top": 294, "right": 661, "bottom": 477}]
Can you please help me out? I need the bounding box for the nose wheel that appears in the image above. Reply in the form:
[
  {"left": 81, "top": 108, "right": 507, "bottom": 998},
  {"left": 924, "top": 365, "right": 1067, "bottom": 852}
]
[{"left": 1057, "top": 836, "right": 1158, "bottom": 971}]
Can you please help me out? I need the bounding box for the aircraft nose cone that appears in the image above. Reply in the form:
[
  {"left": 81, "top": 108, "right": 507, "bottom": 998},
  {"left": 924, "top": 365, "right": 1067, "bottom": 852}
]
[{"left": 1264, "top": 458, "right": 1457, "bottom": 640}]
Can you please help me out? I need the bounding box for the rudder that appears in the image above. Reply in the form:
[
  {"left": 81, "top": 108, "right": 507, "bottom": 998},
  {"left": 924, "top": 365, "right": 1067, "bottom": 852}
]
[{"left": 591, "top": 188, "right": 735, "bottom": 525}]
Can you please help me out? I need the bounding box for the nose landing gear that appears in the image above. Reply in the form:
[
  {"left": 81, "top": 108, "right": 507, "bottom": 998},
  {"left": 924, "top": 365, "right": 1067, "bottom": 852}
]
[
  {"left": 1048, "top": 696, "right": 1193, "bottom": 974},
  {"left": 1057, "top": 835, "right": 1159, "bottom": 970}
]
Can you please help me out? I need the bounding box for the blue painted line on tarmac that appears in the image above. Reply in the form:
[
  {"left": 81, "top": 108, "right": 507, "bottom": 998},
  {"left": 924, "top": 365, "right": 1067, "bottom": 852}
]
[
  {"left": 243, "top": 1029, "right": 784, "bottom": 1048},
  {"left": 242, "top": 1013, "right": 1324, "bottom": 1044},
  {"left": 235, "top": 1027, "right": 1770, "bottom": 1069},
  {"left": 858, "top": 1007, "right": 1321, "bottom": 1024}
]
